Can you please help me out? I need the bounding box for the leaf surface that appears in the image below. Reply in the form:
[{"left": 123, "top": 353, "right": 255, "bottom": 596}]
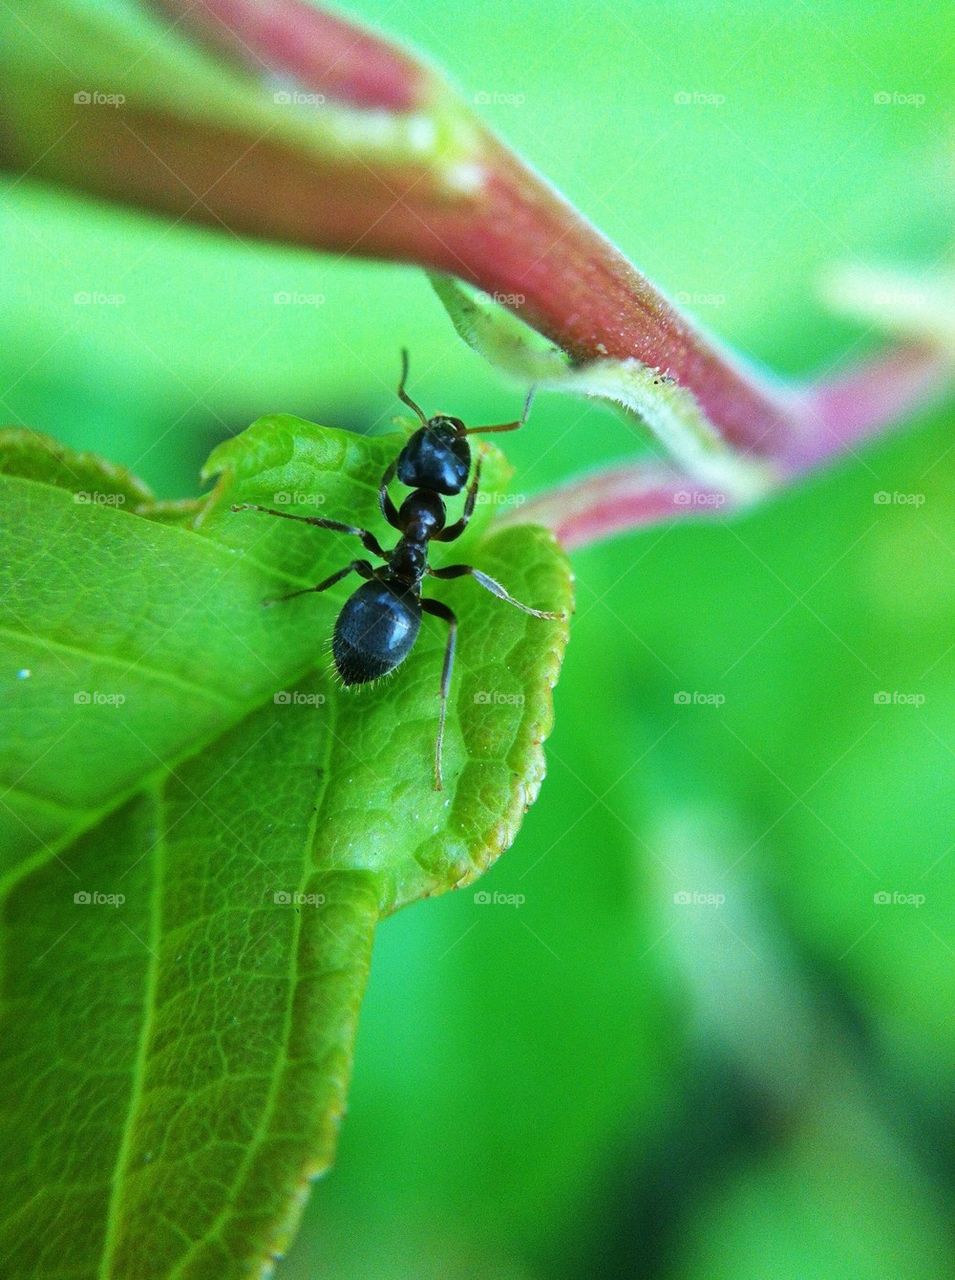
[{"left": 0, "top": 419, "right": 573, "bottom": 1277}]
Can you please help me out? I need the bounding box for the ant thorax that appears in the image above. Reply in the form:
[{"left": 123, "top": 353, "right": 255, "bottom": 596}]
[
  {"left": 396, "top": 489, "right": 445, "bottom": 538},
  {"left": 388, "top": 539, "right": 428, "bottom": 583}
]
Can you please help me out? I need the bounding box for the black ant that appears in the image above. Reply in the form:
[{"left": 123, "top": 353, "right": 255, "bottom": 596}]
[{"left": 233, "top": 351, "right": 563, "bottom": 790}]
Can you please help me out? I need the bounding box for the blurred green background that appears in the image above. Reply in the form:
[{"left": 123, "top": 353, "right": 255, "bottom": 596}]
[{"left": 2, "top": 1, "right": 954, "bottom": 1276}]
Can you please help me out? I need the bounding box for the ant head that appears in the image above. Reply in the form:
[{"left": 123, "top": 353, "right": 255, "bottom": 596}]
[
  {"left": 396, "top": 422, "right": 471, "bottom": 495},
  {"left": 394, "top": 349, "right": 530, "bottom": 495},
  {"left": 395, "top": 351, "right": 471, "bottom": 494}
]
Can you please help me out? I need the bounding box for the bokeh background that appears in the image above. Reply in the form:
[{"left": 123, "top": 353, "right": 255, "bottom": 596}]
[{"left": 2, "top": 2, "right": 954, "bottom": 1276}]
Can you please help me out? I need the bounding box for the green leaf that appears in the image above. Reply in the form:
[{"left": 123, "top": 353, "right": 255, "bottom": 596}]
[
  {"left": 0, "top": 426, "right": 154, "bottom": 506},
  {"left": 0, "top": 419, "right": 572, "bottom": 1277},
  {"left": 428, "top": 273, "right": 571, "bottom": 382}
]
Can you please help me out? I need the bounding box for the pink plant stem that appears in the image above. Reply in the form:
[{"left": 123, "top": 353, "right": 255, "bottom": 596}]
[
  {"left": 139, "top": 1, "right": 796, "bottom": 457},
  {"left": 138, "top": 2, "right": 945, "bottom": 475},
  {"left": 152, "top": 0, "right": 428, "bottom": 110},
  {"left": 519, "top": 341, "right": 953, "bottom": 549},
  {"left": 786, "top": 341, "right": 952, "bottom": 472},
  {"left": 509, "top": 464, "right": 729, "bottom": 551},
  {"left": 440, "top": 151, "right": 799, "bottom": 458}
]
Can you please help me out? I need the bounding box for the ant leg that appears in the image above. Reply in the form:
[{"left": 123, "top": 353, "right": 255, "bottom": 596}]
[
  {"left": 231, "top": 503, "right": 385, "bottom": 557},
  {"left": 264, "top": 559, "right": 374, "bottom": 607},
  {"left": 434, "top": 457, "right": 482, "bottom": 543},
  {"left": 421, "top": 597, "right": 458, "bottom": 791},
  {"left": 378, "top": 461, "right": 401, "bottom": 530},
  {"left": 397, "top": 348, "right": 428, "bottom": 425},
  {"left": 461, "top": 385, "right": 536, "bottom": 436},
  {"left": 427, "top": 563, "right": 563, "bottom": 619}
]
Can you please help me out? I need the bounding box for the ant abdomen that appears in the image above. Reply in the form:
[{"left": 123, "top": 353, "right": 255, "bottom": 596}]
[{"left": 333, "top": 580, "right": 421, "bottom": 685}]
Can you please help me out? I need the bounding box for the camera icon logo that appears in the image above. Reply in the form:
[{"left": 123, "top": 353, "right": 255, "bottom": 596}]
[
  {"left": 473, "top": 890, "right": 491, "bottom": 904},
  {"left": 74, "top": 891, "right": 91, "bottom": 904},
  {"left": 273, "top": 891, "right": 292, "bottom": 904}
]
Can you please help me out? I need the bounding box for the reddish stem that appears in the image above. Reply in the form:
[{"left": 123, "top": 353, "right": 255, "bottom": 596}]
[
  {"left": 116, "top": 0, "right": 798, "bottom": 458},
  {"left": 151, "top": 0, "right": 429, "bottom": 111},
  {"left": 509, "top": 463, "right": 730, "bottom": 551},
  {"left": 432, "top": 147, "right": 799, "bottom": 459},
  {"left": 787, "top": 341, "right": 951, "bottom": 472},
  {"left": 518, "top": 341, "right": 952, "bottom": 549}
]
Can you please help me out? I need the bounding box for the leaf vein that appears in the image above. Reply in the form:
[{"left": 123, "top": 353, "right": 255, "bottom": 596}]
[{"left": 98, "top": 782, "right": 167, "bottom": 1280}]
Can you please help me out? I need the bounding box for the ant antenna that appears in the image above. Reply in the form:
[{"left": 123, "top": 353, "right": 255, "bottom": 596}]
[
  {"left": 397, "top": 348, "right": 428, "bottom": 425},
  {"left": 461, "top": 384, "right": 536, "bottom": 436}
]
